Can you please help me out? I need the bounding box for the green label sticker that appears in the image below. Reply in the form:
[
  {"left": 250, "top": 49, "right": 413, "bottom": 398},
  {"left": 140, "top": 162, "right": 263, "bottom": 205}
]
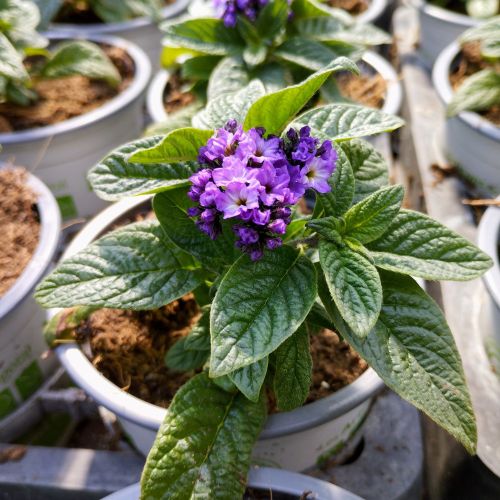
[
  {"left": 15, "top": 361, "right": 44, "bottom": 400},
  {"left": 56, "top": 195, "right": 78, "bottom": 219}
]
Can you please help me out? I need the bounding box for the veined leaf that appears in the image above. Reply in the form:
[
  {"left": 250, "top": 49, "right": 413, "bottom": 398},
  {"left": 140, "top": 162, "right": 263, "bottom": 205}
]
[
  {"left": 35, "top": 221, "right": 201, "bottom": 309},
  {"left": 319, "top": 240, "right": 382, "bottom": 338},
  {"left": 207, "top": 56, "right": 250, "bottom": 101},
  {"left": 0, "top": 32, "right": 29, "bottom": 81},
  {"left": 141, "top": 373, "right": 266, "bottom": 499},
  {"left": 165, "top": 337, "right": 209, "bottom": 371},
  {"left": 305, "top": 301, "right": 337, "bottom": 333},
  {"left": 292, "top": 0, "right": 354, "bottom": 24},
  {"left": 256, "top": 0, "right": 289, "bottom": 40},
  {"left": 367, "top": 209, "right": 493, "bottom": 280},
  {"left": 210, "top": 246, "right": 317, "bottom": 376},
  {"left": 88, "top": 136, "right": 200, "bottom": 201},
  {"left": 229, "top": 357, "right": 269, "bottom": 402},
  {"left": 307, "top": 216, "right": 343, "bottom": 243}
]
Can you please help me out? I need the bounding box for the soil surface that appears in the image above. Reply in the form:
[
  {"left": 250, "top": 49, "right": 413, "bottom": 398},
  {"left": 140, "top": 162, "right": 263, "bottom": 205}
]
[
  {"left": 327, "top": 0, "right": 368, "bottom": 15},
  {"left": 337, "top": 72, "right": 387, "bottom": 109},
  {"left": 0, "top": 45, "right": 135, "bottom": 132},
  {"left": 450, "top": 41, "right": 500, "bottom": 125},
  {"left": 0, "top": 168, "right": 40, "bottom": 297},
  {"left": 77, "top": 298, "right": 367, "bottom": 409},
  {"left": 163, "top": 71, "right": 197, "bottom": 114}
]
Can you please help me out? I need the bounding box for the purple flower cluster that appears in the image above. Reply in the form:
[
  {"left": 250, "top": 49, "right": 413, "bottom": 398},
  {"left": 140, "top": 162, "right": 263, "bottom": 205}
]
[
  {"left": 188, "top": 120, "right": 337, "bottom": 260},
  {"left": 213, "top": 0, "right": 269, "bottom": 27}
]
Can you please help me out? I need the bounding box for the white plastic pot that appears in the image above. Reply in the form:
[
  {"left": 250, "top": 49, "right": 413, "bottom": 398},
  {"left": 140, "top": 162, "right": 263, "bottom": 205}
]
[
  {"left": 433, "top": 42, "right": 500, "bottom": 195},
  {"left": 146, "top": 51, "right": 402, "bottom": 124},
  {"left": 103, "top": 468, "right": 362, "bottom": 499},
  {"left": 411, "top": 0, "right": 478, "bottom": 66},
  {"left": 477, "top": 206, "right": 500, "bottom": 377},
  {"left": 0, "top": 172, "right": 61, "bottom": 431},
  {"left": 50, "top": 195, "right": 384, "bottom": 472},
  {"left": 0, "top": 34, "right": 151, "bottom": 220},
  {"left": 44, "top": 0, "right": 192, "bottom": 66}
]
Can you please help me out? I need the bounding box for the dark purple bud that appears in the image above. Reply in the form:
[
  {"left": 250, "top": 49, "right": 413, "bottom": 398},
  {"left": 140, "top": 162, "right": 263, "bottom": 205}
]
[
  {"left": 250, "top": 248, "right": 264, "bottom": 261},
  {"left": 187, "top": 207, "right": 201, "bottom": 217},
  {"left": 269, "top": 219, "right": 287, "bottom": 234},
  {"left": 266, "top": 237, "right": 282, "bottom": 250}
]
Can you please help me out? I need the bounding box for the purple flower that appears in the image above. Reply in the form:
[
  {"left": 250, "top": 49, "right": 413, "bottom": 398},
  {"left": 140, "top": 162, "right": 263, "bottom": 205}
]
[
  {"left": 248, "top": 129, "right": 284, "bottom": 166},
  {"left": 301, "top": 156, "right": 335, "bottom": 193},
  {"left": 215, "top": 181, "right": 260, "bottom": 218},
  {"left": 214, "top": 0, "right": 270, "bottom": 27}
]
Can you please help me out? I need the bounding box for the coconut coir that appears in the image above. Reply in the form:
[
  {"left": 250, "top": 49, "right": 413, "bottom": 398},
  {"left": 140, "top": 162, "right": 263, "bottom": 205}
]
[
  {"left": 0, "top": 46, "right": 135, "bottom": 132},
  {"left": 0, "top": 168, "right": 40, "bottom": 297},
  {"left": 328, "top": 0, "right": 368, "bottom": 15},
  {"left": 337, "top": 73, "right": 387, "bottom": 109},
  {"left": 163, "top": 71, "right": 197, "bottom": 114}
]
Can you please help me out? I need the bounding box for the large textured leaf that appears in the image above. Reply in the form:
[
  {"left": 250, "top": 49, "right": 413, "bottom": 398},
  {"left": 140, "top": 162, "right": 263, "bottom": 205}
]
[
  {"left": 343, "top": 185, "right": 404, "bottom": 244},
  {"left": 193, "top": 79, "right": 266, "bottom": 129},
  {"left": 88, "top": 136, "right": 199, "bottom": 201},
  {"left": 165, "top": 337, "right": 209, "bottom": 372},
  {"left": 319, "top": 270, "right": 477, "bottom": 453},
  {"left": 290, "top": 104, "right": 405, "bottom": 141},
  {"left": 141, "top": 373, "right": 266, "bottom": 499},
  {"left": 153, "top": 188, "right": 237, "bottom": 270},
  {"left": 367, "top": 209, "right": 493, "bottom": 280},
  {"left": 254, "top": 64, "right": 289, "bottom": 93},
  {"left": 319, "top": 240, "right": 382, "bottom": 338},
  {"left": 1, "top": 0, "right": 47, "bottom": 50},
  {"left": 340, "top": 139, "right": 389, "bottom": 202},
  {"left": 161, "top": 17, "right": 245, "bottom": 55},
  {"left": 229, "top": 357, "right": 268, "bottom": 402},
  {"left": 244, "top": 58, "right": 359, "bottom": 134},
  {"left": 35, "top": 221, "right": 201, "bottom": 309},
  {"left": 210, "top": 246, "right": 317, "bottom": 376},
  {"left": 41, "top": 40, "right": 121, "bottom": 87},
  {"left": 273, "top": 324, "right": 312, "bottom": 411},
  {"left": 0, "top": 32, "right": 28, "bottom": 81},
  {"left": 129, "top": 128, "right": 213, "bottom": 164},
  {"left": 207, "top": 56, "right": 249, "bottom": 101}
]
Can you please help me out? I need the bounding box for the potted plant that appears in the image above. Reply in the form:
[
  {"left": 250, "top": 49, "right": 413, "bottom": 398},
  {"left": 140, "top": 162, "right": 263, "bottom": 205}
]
[
  {"left": 433, "top": 18, "right": 500, "bottom": 194},
  {"left": 477, "top": 205, "right": 500, "bottom": 376},
  {"left": 37, "top": 63, "right": 492, "bottom": 497},
  {"left": 34, "top": 0, "right": 192, "bottom": 65},
  {"left": 0, "top": 164, "right": 61, "bottom": 439},
  {"left": 411, "top": 0, "right": 497, "bottom": 66},
  {"left": 103, "top": 467, "right": 362, "bottom": 499},
  {"left": 0, "top": 2, "right": 151, "bottom": 219},
  {"left": 146, "top": 0, "right": 397, "bottom": 126}
]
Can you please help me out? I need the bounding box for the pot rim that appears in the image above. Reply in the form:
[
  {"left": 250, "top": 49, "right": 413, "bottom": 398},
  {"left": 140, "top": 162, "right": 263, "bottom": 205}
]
[
  {"left": 103, "top": 467, "right": 362, "bottom": 499},
  {"left": 432, "top": 41, "right": 500, "bottom": 142},
  {"left": 51, "top": 195, "right": 384, "bottom": 437},
  {"left": 0, "top": 33, "right": 151, "bottom": 145},
  {"left": 44, "top": 0, "right": 192, "bottom": 33},
  {"left": 411, "top": 0, "right": 479, "bottom": 25},
  {"left": 0, "top": 171, "right": 61, "bottom": 320},
  {"left": 146, "top": 50, "right": 402, "bottom": 124},
  {"left": 478, "top": 206, "right": 500, "bottom": 308},
  {"left": 357, "top": 0, "right": 387, "bottom": 24}
]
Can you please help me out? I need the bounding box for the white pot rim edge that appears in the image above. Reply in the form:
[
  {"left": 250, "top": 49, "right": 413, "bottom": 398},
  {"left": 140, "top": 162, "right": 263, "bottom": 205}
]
[
  {"left": 51, "top": 195, "right": 384, "bottom": 438},
  {"left": 432, "top": 41, "right": 500, "bottom": 142},
  {"left": 478, "top": 206, "right": 500, "bottom": 307},
  {"left": 0, "top": 33, "right": 151, "bottom": 145},
  {"left": 0, "top": 172, "right": 61, "bottom": 319},
  {"left": 357, "top": 0, "right": 387, "bottom": 24},
  {"left": 409, "top": 0, "right": 478, "bottom": 26}
]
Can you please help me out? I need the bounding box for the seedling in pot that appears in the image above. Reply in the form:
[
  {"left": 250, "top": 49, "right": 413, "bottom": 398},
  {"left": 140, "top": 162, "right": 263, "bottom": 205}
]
[
  {"left": 431, "top": 0, "right": 499, "bottom": 20},
  {"left": 37, "top": 62, "right": 492, "bottom": 498}
]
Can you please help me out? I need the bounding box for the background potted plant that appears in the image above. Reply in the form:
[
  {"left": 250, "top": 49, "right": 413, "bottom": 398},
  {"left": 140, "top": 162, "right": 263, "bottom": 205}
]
[
  {"left": 37, "top": 61, "right": 492, "bottom": 498},
  {"left": 34, "top": 0, "right": 192, "bottom": 65},
  {"left": 411, "top": 0, "right": 497, "bottom": 66},
  {"left": 0, "top": 1, "right": 151, "bottom": 219},
  {"left": 433, "top": 17, "right": 500, "bottom": 194},
  {"left": 146, "top": 0, "right": 399, "bottom": 126},
  {"left": 0, "top": 163, "right": 61, "bottom": 440}
]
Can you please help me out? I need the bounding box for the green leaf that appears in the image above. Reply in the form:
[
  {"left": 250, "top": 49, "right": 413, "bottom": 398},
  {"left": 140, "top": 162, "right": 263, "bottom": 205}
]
[
  {"left": 340, "top": 139, "right": 389, "bottom": 202},
  {"left": 292, "top": 0, "right": 354, "bottom": 24},
  {"left": 305, "top": 301, "right": 337, "bottom": 334},
  {"left": 319, "top": 240, "right": 382, "bottom": 338},
  {"left": 243, "top": 43, "right": 267, "bottom": 67},
  {"left": 193, "top": 79, "right": 266, "bottom": 129},
  {"left": 466, "top": 0, "right": 499, "bottom": 18},
  {"left": 41, "top": 40, "right": 121, "bottom": 87},
  {"left": 253, "top": 64, "right": 289, "bottom": 93},
  {"left": 153, "top": 188, "right": 237, "bottom": 270},
  {"left": 129, "top": 128, "right": 213, "bottom": 164},
  {"left": 181, "top": 55, "right": 221, "bottom": 81},
  {"left": 207, "top": 56, "right": 250, "bottom": 101},
  {"left": 0, "top": 32, "right": 29, "bottom": 82},
  {"left": 161, "top": 17, "right": 245, "bottom": 56},
  {"left": 290, "top": 103, "right": 405, "bottom": 141},
  {"left": 141, "top": 373, "right": 266, "bottom": 499},
  {"left": 243, "top": 58, "right": 359, "bottom": 134},
  {"left": 165, "top": 337, "right": 209, "bottom": 371},
  {"left": 367, "top": 209, "right": 493, "bottom": 280},
  {"left": 343, "top": 185, "right": 404, "bottom": 244},
  {"left": 229, "top": 357, "right": 269, "bottom": 402},
  {"left": 1, "top": 0, "right": 47, "bottom": 50},
  {"left": 35, "top": 221, "right": 201, "bottom": 309},
  {"left": 447, "top": 69, "right": 500, "bottom": 117},
  {"left": 88, "top": 136, "right": 200, "bottom": 201},
  {"left": 273, "top": 324, "right": 312, "bottom": 411},
  {"left": 33, "top": 0, "right": 63, "bottom": 29},
  {"left": 256, "top": 0, "right": 289, "bottom": 41},
  {"left": 482, "top": 37, "right": 500, "bottom": 58},
  {"left": 319, "top": 270, "right": 477, "bottom": 453},
  {"left": 184, "top": 307, "right": 211, "bottom": 351},
  {"left": 307, "top": 216, "right": 343, "bottom": 243},
  {"left": 210, "top": 246, "right": 317, "bottom": 376}
]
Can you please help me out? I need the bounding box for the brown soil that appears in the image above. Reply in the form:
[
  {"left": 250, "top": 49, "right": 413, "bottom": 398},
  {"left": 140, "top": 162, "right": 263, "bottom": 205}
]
[
  {"left": 0, "top": 45, "right": 135, "bottom": 132},
  {"left": 327, "top": 0, "right": 368, "bottom": 15},
  {"left": 450, "top": 41, "right": 500, "bottom": 125},
  {"left": 0, "top": 168, "right": 40, "bottom": 297},
  {"left": 163, "top": 72, "right": 197, "bottom": 114},
  {"left": 337, "top": 73, "right": 387, "bottom": 109}
]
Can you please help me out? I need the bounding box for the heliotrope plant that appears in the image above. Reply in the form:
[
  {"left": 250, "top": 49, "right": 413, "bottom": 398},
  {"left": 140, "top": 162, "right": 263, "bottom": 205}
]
[{"left": 37, "top": 62, "right": 492, "bottom": 498}]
